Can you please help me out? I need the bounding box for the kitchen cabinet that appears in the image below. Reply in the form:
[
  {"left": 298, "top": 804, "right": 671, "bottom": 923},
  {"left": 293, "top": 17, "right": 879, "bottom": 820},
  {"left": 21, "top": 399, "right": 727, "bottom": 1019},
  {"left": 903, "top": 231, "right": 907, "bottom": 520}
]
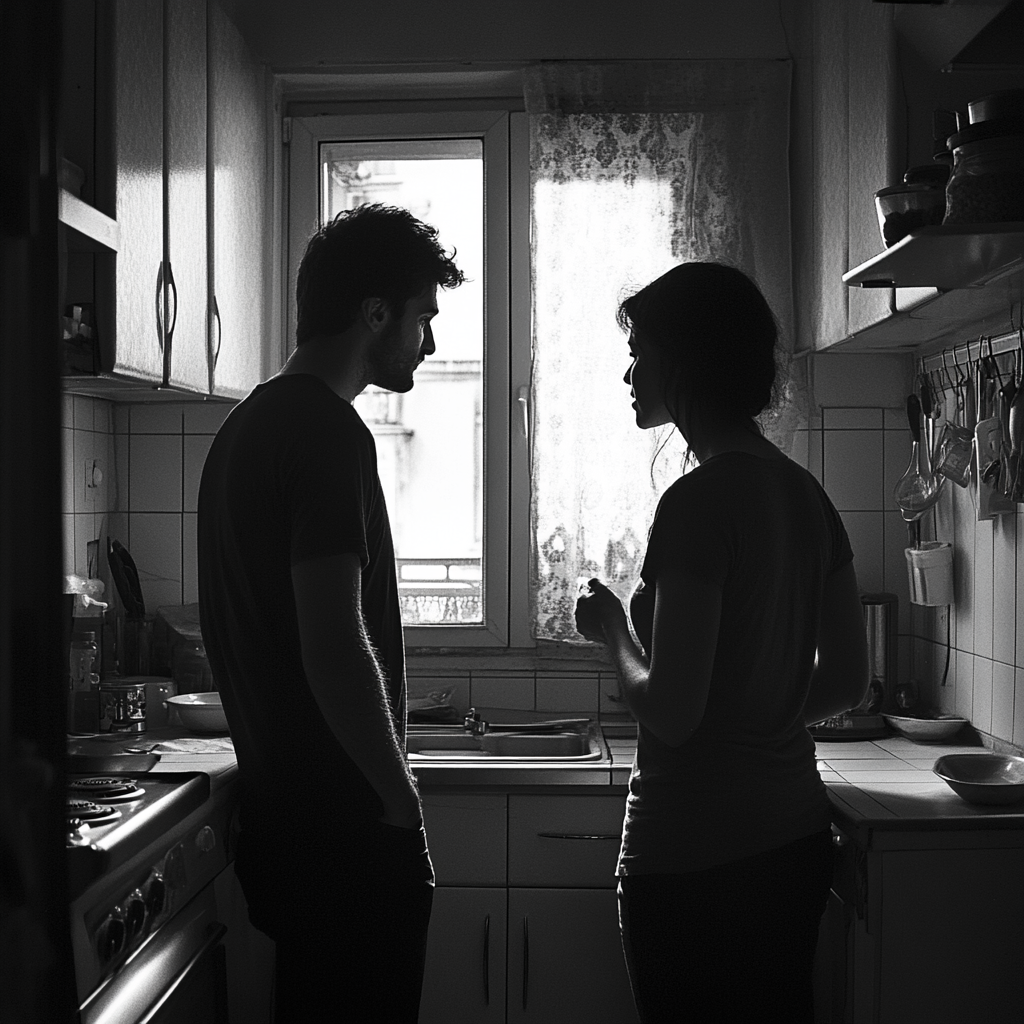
[
  {"left": 207, "top": 1, "right": 269, "bottom": 398},
  {"left": 419, "top": 791, "right": 637, "bottom": 1024},
  {"left": 816, "top": 821, "right": 1024, "bottom": 1023},
  {"left": 61, "top": 0, "right": 272, "bottom": 400}
]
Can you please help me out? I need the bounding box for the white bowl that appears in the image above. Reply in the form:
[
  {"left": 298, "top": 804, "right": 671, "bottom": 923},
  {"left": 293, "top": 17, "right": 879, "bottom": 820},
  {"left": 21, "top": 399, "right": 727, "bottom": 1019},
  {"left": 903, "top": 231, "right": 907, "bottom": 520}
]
[
  {"left": 882, "top": 713, "right": 967, "bottom": 742},
  {"left": 933, "top": 753, "right": 1024, "bottom": 806},
  {"left": 166, "top": 692, "right": 229, "bottom": 733}
]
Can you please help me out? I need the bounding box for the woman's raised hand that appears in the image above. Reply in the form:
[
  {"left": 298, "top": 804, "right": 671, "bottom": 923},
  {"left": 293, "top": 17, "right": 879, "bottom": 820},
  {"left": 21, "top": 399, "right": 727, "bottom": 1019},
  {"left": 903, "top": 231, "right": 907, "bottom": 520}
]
[{"left": 574, "top": 578, "right": 626, "bottom": 643}]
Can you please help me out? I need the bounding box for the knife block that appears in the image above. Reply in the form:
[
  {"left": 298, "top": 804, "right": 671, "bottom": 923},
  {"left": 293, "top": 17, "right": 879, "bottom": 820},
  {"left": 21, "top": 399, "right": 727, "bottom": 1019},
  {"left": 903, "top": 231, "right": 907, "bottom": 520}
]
[{"left": 117, "top": 618, "right": 152, "bottom": 676}]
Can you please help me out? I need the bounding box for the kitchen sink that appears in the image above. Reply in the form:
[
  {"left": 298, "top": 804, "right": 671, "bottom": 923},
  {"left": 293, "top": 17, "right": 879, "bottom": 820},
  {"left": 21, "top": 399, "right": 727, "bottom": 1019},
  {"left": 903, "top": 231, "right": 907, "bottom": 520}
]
[{"left": 406, "top": 723, "right": 605, "bottom": 761}]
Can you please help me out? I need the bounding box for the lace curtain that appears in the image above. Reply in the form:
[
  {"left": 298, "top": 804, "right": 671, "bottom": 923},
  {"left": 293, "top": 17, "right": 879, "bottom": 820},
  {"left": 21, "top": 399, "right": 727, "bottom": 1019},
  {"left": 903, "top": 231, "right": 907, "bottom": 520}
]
[{"left": 527, "top": 60, "right": 799, "bottom": 641}]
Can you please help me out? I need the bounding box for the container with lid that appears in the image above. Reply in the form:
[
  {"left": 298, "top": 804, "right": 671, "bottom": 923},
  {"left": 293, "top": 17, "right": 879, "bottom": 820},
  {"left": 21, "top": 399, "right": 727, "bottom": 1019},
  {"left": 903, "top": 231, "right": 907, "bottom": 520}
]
[{"left": 69, "top": 632, "right": 100, "bottom": 691}]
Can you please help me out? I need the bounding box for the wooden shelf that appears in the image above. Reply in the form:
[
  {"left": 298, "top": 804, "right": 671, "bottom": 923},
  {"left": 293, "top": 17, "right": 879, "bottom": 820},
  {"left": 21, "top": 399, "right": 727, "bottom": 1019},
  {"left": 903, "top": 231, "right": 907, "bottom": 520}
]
[
  {"left": 832, "top": 226, "right": 1024, "bottom": 354},
  {"left": 58, "top": 189, "right": 119, "bottom": 252},
  {"left": 842, "top": 224, "right": 1024, "bottom": 290}
]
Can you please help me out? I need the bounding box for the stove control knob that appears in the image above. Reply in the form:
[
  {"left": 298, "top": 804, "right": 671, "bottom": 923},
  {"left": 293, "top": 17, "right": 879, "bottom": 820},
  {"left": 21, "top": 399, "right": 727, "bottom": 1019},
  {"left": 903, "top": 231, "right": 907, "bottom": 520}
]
[
  {"left": 125, "top": 889, "right": 148, "bottom": 940},
  {"left": 195, "top": 825, "right": 216, "bottom": 854},
  {"left": 96, "top": 908, "right": 126, "bottom": 964},
  {"left": 144, "top": 872, "right": 167, "bottom": 921}
]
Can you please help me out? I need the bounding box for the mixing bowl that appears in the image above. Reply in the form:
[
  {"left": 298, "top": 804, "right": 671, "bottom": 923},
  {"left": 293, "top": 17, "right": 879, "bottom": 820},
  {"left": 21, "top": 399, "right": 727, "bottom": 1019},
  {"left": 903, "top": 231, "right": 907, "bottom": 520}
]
[
  {"left": 882, "top": 713, "right": 966, "bottom": 742},
  {"left": 166, "top": 692, "right": 229, "bottom": 733},
  {"left": 933, "top": 753, "right": 1024, "bottom": 806}
]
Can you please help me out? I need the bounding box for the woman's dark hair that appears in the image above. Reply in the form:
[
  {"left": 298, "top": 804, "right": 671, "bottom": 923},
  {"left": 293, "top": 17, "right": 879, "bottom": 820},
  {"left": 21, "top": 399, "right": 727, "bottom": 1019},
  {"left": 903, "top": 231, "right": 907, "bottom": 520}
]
[
  {"left": 616, "top": 262, "right": 780, "bottom": 430},
  {"left": 295, "top": 203, "right": 465, "bottom": 345}
]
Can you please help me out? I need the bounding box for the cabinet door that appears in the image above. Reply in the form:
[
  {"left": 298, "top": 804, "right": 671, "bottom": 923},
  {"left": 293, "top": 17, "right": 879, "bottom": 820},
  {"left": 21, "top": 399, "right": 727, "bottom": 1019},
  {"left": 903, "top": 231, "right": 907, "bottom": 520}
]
[
  {"left": 164, "top": 0, "right": 208, "bottom": 392},
  {"left": 507, "top": 888, "right": 638, "bottom": 1024},
  {"left": 421, "top": 793, "right": 507, "bottom": 886},
  {"left": 102, "top": 0, "right": 165, "bottom": 383},
  {"left": 419, "top": 887, "right": 506, "bottom": 1024},
  {"left": 208, "top": 0, "right": 267, "bottom": 399}
]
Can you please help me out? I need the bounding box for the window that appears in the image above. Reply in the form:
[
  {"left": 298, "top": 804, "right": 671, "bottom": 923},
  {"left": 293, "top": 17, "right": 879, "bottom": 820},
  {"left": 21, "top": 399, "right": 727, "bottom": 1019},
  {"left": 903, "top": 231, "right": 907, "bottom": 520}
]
[
  {"left": 284, "top": 66, "right": 793, "bottom": 651},
  {"left": 287, "top": 110, "right": 530, "bottom": 647}
]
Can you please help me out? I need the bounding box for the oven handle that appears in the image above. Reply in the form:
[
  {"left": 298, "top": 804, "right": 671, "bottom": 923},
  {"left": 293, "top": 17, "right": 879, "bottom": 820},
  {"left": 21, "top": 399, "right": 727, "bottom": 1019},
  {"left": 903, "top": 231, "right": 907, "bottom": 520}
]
[{"left": 135, "top": 922, "right": 227, "bottom": 1024}]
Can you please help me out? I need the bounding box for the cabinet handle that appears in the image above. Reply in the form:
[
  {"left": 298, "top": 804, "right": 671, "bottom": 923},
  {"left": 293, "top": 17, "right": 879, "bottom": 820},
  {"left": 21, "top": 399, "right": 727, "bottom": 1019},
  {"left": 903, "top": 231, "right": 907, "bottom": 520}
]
[
  {"left": 517, "top": 385, "right": 530, "bottom": 441},
  {"left": 522, "top": 914, "right": 529, "bottom": 1011},
  {"left": 166, "top": 261, "right": 178, "bottom": 340},
  {"left": 537, "top": 832, "right": 620, "bottom": 841},
  {"left": 154, "top": 263, "right": 164, "bottom": 353},
  {"left": 211, "top": 294, "right": 222, "bottom": 369},
  {"left": 482, "top": 913, "right": 490, "bottom": 1006}
]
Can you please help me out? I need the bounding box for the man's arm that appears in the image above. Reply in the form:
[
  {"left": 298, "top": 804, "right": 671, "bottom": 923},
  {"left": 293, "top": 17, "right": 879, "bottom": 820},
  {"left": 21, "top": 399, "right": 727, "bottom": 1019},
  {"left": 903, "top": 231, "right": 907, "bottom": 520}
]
[
  {"left": 804, "top": 562, "right": 870, "bottom": 726},
  {"left": 291, "top": 551, "right": 421, "bottom": 828}
]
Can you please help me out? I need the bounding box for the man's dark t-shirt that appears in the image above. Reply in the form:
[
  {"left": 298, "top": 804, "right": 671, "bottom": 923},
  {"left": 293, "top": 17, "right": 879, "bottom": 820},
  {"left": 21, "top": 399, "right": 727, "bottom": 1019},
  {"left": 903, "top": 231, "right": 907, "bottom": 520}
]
[{"left": 197, "top": 374, "right": 412, "bottom": 897}]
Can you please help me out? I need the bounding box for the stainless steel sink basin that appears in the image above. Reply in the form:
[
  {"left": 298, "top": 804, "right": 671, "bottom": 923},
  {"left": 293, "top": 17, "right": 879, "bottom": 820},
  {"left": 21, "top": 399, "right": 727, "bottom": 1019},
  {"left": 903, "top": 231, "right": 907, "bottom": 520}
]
[{"left": 406, "top": 723, "right": 605, "bottom": 761}]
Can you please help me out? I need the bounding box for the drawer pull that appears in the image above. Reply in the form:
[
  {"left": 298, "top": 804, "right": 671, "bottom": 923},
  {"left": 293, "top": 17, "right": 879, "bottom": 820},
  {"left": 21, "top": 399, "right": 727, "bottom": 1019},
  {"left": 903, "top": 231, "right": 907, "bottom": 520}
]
[
  {"left": 482, "top": 913, "right": 490, "bottom": 1006},
  {"left": 537, "top": 832, "right": 620, "bottom": 841},
  {"left": 522, "top": 915, "right": 529, "bottom": 1011}
]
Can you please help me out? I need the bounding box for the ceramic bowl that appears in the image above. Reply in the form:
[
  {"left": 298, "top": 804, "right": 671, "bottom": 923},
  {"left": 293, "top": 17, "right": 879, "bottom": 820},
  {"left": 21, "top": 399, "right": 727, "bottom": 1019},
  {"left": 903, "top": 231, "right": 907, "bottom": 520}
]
[
  {"left": 882, "top": 713, "right": 967, "bottom": 742},
  {"left": 166, "top": 692, "right": 229, "bottom": 733},
  {"left": 933, "top": 753, "right": 1024, "bottom": 806}
]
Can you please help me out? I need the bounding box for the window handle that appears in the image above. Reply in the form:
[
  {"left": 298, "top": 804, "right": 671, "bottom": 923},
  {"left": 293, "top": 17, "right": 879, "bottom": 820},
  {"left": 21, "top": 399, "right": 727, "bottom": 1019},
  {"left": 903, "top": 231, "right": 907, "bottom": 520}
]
[{"left": 517, "top": 385, "right": 530, "bottom": 441}]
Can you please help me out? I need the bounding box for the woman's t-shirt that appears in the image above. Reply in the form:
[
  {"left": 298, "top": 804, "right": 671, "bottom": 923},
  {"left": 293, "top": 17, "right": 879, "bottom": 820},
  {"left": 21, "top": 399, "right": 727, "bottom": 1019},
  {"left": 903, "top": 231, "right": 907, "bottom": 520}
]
[{"left": 617, "top": 451, "right": 854, "bottom": 875}]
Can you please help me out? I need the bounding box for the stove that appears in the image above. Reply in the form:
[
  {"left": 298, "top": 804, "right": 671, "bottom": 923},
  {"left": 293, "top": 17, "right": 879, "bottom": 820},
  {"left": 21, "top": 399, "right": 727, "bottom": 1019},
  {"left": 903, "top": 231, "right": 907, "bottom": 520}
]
[{"left": 66, "top": 769, "right": 236, "bottom": 1019}]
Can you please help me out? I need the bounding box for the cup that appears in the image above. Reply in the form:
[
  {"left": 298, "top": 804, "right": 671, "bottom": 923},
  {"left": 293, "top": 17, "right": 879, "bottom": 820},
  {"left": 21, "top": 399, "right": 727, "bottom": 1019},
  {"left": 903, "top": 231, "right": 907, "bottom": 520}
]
[{"left": 905, "top": 542, "right": 954, "bottom": 606}]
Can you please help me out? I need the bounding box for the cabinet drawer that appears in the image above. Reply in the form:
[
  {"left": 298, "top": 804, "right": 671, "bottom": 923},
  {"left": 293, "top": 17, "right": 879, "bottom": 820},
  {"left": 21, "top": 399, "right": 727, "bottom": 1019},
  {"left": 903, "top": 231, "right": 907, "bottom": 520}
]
[
  {"left": 421, "top": 793, "right": 507, "bottom": 886},
  {"left": 509, "top": 795, "right": 624, "bottom": 888}
]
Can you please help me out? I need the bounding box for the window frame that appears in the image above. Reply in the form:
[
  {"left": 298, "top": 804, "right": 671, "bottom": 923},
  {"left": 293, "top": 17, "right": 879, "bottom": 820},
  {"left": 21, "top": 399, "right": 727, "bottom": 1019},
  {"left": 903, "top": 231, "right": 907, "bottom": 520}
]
[{"left": 285, "top": 108, "right": 532, "bottom": 648}]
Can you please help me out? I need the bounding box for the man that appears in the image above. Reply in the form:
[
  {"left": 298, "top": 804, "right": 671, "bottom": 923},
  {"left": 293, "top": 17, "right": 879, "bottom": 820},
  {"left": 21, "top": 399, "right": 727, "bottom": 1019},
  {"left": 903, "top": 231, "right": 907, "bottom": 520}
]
[{"left": 197, "top": 204, "right": 464, "bottom": 1022}]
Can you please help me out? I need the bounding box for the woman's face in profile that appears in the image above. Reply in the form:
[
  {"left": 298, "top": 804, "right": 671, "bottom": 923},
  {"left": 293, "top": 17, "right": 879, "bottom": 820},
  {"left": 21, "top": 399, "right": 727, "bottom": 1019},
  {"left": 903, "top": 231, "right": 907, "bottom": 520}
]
[{"left": 624, "top": 331, "right": 673, "bottom": 430}]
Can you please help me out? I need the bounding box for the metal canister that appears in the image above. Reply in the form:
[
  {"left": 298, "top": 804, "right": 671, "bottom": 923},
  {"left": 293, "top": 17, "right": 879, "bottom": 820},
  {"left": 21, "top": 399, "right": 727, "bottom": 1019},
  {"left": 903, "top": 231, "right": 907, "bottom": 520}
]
[
  {"left": 98, "top": 681, "right": 147, "bottom": 733},
  {"left": 860, "top": 593, "right": 898, "bottom": 713}
]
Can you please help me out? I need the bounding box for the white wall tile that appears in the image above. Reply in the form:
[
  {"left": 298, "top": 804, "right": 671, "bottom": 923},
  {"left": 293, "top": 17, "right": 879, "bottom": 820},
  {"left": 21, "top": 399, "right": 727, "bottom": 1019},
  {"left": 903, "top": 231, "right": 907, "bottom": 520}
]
[
  {"left": 114, "top": 404, "right": 130, "bottom": 434},
  {"left": 951, "top": 480, "right": 975, "bottom": 653},
  {"left": 130, "top": 405, "right": 182, "bottom": 434},
  {"left": 599, "top": 672, "right": 626, "bottom": 716},
  {"left": 882, "top": 407, "right": 907, "bottom": 429},
  {"left": 807, "top": 426, "right": 823, "bottom": 483},
  {"left": 883, "top": 426, "right": 912, "bottom": 511},
  {"left": 183, "top": 435, "right": 214, "bottom": 513},
  {"left": 992, "top": 661, "right": 1014, "bottom": 743},
  {"left": 882, "top": 511, "right": 911, "bottom": 615},
  {"left": 972, "top": 657, "right": 993, "bottom": 734},
  {"left": 62, "top": 514, "right": 76, "bottom": 576},
  {"left": 128, "top": 513, "right": 182, "bottom": 611},
  {"left": 536, "top": 674, "right": 598, "bottom": 713},
  {"left": 841, "top": 512, "right": 884, "bottom": 593},
  {"left": 130, "top": 435, "right": 182, "bottom": 512},
  {"left": 73, "top": 395, "right": 93, "bottom": 432},
  {"left": 182, "top": 513, "right": 198, "bottom": 604},
  {"left": 184, "top": 402, "right": 233, "bottom": 433},
  {"left": 973, "top": 519, "right": 994, "bottom": 660},
  {"left": 823, "top": 430, "right": 883, "bottom": 511},
  {"left": 62, "top": 428, "right": 75, "bottom": 512},
  {"left": 992, "top": 514, "right": 1015, "bottom": 665},
  {"left": 824, "top": 408, "right": 884, "bottom": 430},
  {"left": 470, "top": 674, "right": 534, "bottom": 711},
  {"left": 74, "top": 513, "right": 96, "bottom": 577},
  {"left": 811, "top": 354, "right": 912, "bottom": 409},
  {"left": 954, "top": 649, "right": 974, "bottom": 721},
  {"left": 113, "top": 434, "right": 130, "bottom": 512},
  {"left": 407, "top": 675, "right": 470, "bottom": 715},
  {"left": 789, "top": 429, "right": 809, "bottom": 469},
  {"left": 94, "top": 400, "right": 114, "bottom": 436},
  {"left": 62, "top": 394, "right": 75, "bottom": 427},
  {"left": 1014, "top": 667, "right": 1024, "bottom": 747}
]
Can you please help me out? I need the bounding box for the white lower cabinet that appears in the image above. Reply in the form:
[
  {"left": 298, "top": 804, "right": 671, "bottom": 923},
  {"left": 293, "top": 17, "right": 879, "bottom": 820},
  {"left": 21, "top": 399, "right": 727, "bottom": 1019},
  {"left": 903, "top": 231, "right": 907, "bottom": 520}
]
[
  {"left": 419, "top": 790, "right": 638, "bottom": 1024},
  {"left": 507, "top": 888, "right": 638, "bottom": 1024},
  {"left": 420, "top": 888, "right": 507, "bottom": 1024}
]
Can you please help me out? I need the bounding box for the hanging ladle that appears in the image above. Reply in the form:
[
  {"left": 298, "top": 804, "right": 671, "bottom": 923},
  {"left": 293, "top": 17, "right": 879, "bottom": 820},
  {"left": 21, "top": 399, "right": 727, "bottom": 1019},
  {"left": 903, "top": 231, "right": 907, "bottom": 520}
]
[{"left": 895, "top": 393, "right": 943, "bottom": 528}]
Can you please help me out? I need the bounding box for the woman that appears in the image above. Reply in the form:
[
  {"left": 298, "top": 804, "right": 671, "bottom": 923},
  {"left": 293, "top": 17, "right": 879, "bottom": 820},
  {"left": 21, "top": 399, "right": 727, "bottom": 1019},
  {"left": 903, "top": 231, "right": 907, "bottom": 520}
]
[{"left": 575, "top": 263, "right": 868, "bottom": 1023}]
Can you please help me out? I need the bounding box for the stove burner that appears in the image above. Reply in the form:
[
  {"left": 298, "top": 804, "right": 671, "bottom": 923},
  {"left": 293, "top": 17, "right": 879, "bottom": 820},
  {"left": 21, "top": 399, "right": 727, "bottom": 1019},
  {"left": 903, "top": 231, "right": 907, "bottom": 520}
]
[
  {"left": 69, "top": 777, "right": 145, "bottom": 803},
  {"left": 66, "top": 798, "right": 121, "bottom": 827}
]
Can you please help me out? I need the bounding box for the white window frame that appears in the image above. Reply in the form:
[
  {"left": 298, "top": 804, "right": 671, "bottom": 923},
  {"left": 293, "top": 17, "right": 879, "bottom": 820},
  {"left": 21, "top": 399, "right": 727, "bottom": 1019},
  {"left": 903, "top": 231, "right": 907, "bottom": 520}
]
[{"left": 285, "top": 108, "right": 532, "bottom": 648}]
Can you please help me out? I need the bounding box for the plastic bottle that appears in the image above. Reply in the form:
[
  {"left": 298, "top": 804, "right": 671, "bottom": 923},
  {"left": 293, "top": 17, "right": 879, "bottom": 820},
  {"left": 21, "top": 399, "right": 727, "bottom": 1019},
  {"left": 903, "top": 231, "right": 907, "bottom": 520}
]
[{"left": 70, "top": 631, "right": 100, "bottom": 691}]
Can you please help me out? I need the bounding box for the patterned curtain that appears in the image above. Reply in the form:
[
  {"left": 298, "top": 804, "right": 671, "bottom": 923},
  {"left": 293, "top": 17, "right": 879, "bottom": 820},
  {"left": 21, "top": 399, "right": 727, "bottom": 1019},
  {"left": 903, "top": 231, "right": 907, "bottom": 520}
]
[{"left": 527, "top": 61, "right": 800, "bottom": 641}]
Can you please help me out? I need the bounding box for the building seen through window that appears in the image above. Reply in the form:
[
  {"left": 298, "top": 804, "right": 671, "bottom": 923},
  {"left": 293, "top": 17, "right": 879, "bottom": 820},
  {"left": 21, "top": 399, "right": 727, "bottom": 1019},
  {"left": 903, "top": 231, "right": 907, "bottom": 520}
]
[{"left": 320, "top": 140, "right": 484, "bottom": 625}]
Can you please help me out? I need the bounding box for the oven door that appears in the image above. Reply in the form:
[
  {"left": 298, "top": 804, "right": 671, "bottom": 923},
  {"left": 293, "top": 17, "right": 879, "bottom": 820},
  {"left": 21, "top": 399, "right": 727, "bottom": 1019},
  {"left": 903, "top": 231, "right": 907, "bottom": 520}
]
[{"left": 81, "top": 883, "right": 228, "bottom": 1024}]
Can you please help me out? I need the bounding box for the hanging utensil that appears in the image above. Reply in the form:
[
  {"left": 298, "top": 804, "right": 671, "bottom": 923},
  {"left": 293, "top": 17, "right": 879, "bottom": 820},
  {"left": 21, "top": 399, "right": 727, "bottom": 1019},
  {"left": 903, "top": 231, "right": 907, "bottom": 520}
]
[
  {"left": 895, "top": 394, "right": 943, "bottom": 518},
  {"left": 107, "top": 538, "right": 145, "bottom": 621}
]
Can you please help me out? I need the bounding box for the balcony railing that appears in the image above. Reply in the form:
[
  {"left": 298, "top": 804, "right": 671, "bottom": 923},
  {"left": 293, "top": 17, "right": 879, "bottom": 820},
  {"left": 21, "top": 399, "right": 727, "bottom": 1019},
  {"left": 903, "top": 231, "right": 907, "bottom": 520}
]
[{"left": 396, "top": 557, "right": 482, "bottom": 625}]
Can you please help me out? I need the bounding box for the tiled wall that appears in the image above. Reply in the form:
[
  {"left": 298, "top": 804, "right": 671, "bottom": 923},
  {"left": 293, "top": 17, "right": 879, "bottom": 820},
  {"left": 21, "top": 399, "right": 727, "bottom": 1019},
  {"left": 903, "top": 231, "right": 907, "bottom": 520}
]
[
  {"left": 61, "top": 396, "right": 232, "bottom": 612},
  {"left": 808, "top": 353, "right": 1023, "bottom": 754},
  {"left": 61, "top": 364, "right": 1023, "bottom": 747}
]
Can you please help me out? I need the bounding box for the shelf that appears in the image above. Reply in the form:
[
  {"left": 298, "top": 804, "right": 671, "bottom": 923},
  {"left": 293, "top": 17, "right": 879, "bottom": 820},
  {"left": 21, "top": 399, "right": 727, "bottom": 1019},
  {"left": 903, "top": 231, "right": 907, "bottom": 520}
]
[
  {"left": 842, "top": 224, "right": 1024, "bottom": 290},
  {"left": 58, "top": 189, "right": 119, "bottom": 252}
]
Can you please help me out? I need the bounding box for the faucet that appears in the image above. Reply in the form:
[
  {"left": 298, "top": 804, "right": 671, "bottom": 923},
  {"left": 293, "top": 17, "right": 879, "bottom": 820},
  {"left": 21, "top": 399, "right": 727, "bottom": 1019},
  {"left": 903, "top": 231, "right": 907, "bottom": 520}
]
[{"left": 463, "top": 708, "right": 488, "bottom": 735}]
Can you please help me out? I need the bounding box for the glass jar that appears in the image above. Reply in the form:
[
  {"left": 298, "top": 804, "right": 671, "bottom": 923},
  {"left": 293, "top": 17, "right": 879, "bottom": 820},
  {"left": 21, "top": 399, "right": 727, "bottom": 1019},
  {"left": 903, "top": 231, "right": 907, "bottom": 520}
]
[
  {"left": 69, "top": 631, "right": 100, "bottom": 691},
  {"left": 944, "top": 125, "right": 1024, "bottom": 224}
]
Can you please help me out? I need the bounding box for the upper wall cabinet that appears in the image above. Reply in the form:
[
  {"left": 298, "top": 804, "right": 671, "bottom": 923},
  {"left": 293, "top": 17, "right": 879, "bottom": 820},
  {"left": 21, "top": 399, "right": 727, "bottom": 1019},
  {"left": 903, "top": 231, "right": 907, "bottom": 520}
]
[
  {"left": 208, "top": 1, "right": 268, "bottom": 399},
  {"left": 60, "top": 0, "right": 269, "bottom": 401}
]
